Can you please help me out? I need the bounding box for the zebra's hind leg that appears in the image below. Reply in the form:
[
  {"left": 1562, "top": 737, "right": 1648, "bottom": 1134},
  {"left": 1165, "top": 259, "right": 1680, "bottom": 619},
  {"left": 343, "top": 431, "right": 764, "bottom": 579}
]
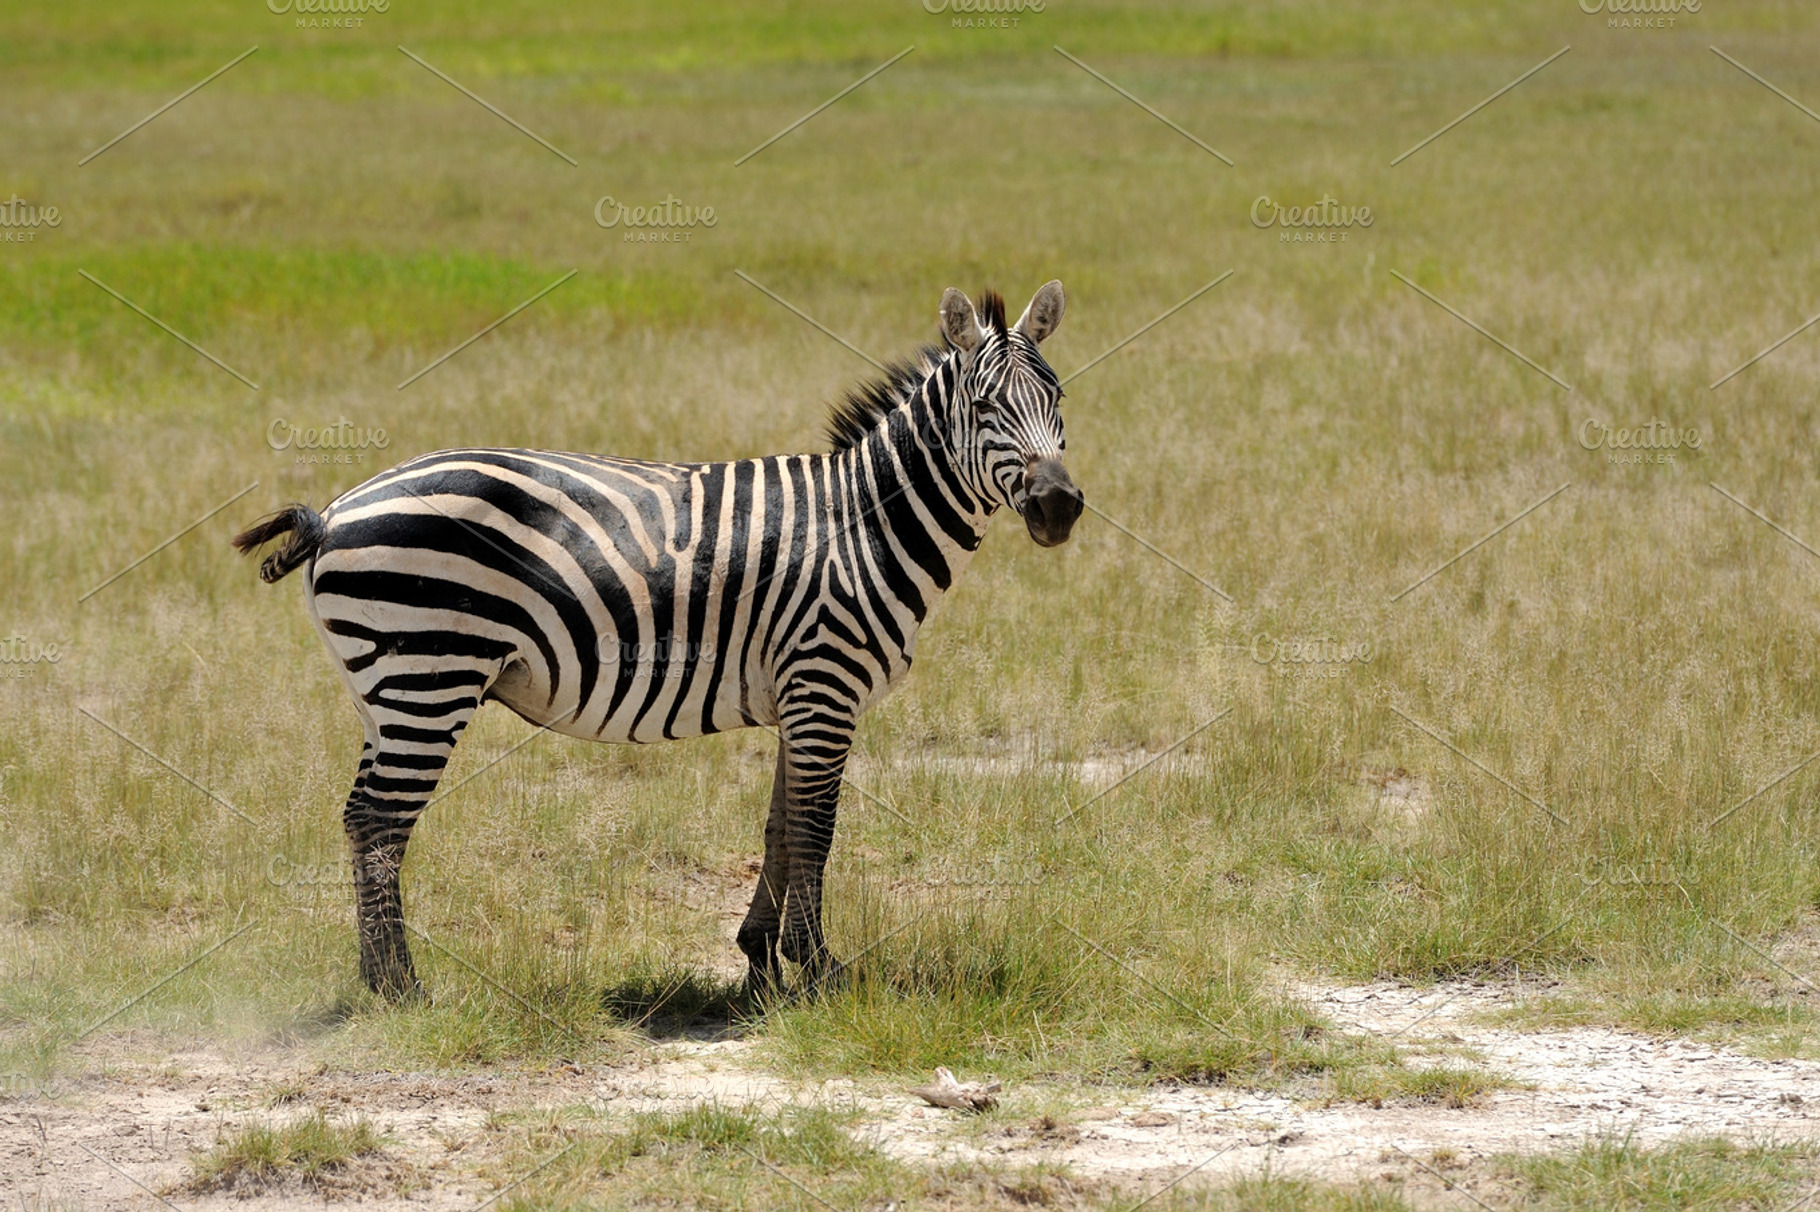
[
  {"left": 343, "top": 681, "right": 487, "bottom": 1001},
  {"left": 736, "top": 743, "right": 790, "bottom": 999}
]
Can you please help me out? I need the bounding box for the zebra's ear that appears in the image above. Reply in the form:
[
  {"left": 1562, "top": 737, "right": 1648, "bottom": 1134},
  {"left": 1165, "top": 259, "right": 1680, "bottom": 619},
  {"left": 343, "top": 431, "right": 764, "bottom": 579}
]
[
  {"left": 1014, "top": 280, "right": 1065, "bottom": 344},
  {"left": 940, "top": 288, "right": 981, "bottom": 354}
]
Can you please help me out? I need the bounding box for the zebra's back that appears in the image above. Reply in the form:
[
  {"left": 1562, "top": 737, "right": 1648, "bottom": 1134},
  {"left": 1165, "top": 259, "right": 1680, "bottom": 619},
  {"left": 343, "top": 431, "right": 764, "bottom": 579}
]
[{"left": 308, "top": 446, "right": 831, "bottom": 744}]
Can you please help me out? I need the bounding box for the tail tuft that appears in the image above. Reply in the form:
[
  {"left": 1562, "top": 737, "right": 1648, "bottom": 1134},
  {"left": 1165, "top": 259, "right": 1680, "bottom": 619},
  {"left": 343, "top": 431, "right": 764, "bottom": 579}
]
[{"left": 231, "top": 504, "right": 326, "bottom": 583}]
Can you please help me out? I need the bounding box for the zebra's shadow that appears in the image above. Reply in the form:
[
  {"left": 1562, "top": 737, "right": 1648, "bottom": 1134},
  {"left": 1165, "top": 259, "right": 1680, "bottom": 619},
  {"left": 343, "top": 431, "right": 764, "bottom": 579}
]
[{"left": 602, "top": 971, "right": 756, "bottom": 1042}]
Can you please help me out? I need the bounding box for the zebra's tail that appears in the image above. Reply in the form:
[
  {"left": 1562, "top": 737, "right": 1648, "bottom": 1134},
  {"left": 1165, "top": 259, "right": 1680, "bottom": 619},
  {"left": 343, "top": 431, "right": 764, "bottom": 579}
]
[{"left": 231, "top": 503, "right": 326, "bottom": 584}]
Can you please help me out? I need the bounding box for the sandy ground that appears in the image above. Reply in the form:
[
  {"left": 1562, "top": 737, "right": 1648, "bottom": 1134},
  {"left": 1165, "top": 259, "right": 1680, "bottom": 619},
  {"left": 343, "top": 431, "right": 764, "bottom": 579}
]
[{"left": 5, "top": 977, "right": 1819, "bottom": 1210}]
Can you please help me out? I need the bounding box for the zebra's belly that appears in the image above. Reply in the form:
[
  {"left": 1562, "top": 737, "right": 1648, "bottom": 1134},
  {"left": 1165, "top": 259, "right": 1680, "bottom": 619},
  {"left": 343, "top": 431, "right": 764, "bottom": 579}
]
[{"left": 486, "top": 646, "right": 773, "bottom": 744}]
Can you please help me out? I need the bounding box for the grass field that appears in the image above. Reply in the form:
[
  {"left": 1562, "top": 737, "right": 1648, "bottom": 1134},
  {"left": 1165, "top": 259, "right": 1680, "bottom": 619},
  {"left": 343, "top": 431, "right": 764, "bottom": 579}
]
[{"left": 6, "top": 0, "right": 1820, "bottom": 1206}]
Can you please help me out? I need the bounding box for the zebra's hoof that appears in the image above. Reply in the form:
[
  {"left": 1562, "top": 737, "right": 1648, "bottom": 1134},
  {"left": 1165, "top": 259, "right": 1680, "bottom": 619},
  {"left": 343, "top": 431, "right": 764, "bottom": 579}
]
[
  {"left": 364, "top": 964, "right": 428, "bottom": 1004},
  {"left": 796, "top": 957, "right": 849, "bottom": 999},
  {"left": 743, "top": 968, "right": 781, "bottom": 1009}
]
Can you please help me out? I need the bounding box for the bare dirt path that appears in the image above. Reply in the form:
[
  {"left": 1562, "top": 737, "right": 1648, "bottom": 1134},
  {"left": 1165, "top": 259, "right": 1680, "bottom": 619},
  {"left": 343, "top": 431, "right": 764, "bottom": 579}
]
[{"left": 5, "top": 980, "right": 1818, "bottom": 1209}]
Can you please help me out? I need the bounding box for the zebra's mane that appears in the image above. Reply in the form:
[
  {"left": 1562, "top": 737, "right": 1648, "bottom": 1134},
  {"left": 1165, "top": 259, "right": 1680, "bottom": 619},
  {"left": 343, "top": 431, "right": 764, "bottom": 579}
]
[
  {"left": 825, "top": 290, "right": 1008, "bottom": 452},
  {"left": 826, "top": 344, "right": 947, "bottom": 452}
]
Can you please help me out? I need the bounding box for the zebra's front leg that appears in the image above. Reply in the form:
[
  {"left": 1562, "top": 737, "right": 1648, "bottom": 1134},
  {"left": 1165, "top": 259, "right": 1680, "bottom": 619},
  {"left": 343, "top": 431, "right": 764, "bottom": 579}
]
[
  {"left": 776, "top": 719, "right": 855, "bottom": 987},
  {"left": 736, "top": 743, "right": 789, "bottom": 999}
]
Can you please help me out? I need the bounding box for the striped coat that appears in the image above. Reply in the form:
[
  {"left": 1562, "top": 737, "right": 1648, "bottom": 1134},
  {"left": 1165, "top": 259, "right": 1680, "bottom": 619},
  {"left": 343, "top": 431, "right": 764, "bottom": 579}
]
[{"left": 234, "top": 282, "right": 1081, "bottom": 998}]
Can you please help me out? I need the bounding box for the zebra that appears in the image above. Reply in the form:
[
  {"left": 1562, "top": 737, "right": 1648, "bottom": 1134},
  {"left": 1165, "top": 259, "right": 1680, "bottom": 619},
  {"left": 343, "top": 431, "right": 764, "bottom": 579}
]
[{"left": 232, "top": 282, "right": 1082, "bottom": 1000}]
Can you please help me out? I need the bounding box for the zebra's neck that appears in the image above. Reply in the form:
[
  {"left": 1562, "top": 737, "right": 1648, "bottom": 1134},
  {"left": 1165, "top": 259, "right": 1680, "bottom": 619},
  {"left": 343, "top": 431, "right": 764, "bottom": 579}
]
[{"left": 829, "top": 353, "right": 996, "bottom": 594}]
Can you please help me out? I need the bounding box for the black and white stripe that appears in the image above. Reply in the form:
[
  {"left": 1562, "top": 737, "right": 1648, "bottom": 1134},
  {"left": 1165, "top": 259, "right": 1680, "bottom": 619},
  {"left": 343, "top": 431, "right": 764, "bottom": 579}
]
[{"left": 234, "top": 282, "right": 1081, "bottom": 997}]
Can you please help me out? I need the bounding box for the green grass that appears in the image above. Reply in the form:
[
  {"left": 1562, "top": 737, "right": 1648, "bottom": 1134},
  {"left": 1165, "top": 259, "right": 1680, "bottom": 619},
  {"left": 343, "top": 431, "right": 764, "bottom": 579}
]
[
  {"left": 1478, "top": 988, "right": 1820, "bottom": 1061},
  {"left": 1157, "top": 1176, "right": 1418, "bottom": 1211},
  {"left": 1497, "top": 1135, "right": 1820, "bottom": 1211},
  {"left": 496, "top": 1105, "right": 917, "bottom": 1212},
  {"left": 188, "top": 1110, "right": 387, "bottom": 1194},
  {"left": 7, "top": 0, "right": 1820, "bottom": 1204}
]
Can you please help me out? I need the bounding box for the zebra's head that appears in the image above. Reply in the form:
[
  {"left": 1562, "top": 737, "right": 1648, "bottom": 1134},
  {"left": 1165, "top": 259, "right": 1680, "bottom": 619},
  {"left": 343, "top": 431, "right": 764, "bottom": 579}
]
[{"left": 938, "top": 281, "right": 1083, "bottom": 548}]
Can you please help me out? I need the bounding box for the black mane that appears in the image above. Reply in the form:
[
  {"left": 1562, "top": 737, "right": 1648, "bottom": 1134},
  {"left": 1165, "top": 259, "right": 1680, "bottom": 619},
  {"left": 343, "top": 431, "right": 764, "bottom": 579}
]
[
  {"left": 825, "top": 289, "right": 1007, "bottom": 452},
  {"left": 826, "top": 345, "right": 946, "bottom": 452},
  {"left": 977, "top": 289, "right": 1007, "bottom": 336}
]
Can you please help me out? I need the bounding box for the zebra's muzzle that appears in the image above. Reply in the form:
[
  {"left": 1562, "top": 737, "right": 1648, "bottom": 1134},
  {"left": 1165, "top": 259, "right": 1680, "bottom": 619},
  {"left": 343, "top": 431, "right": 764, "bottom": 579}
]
[{"left": 1022, "top": 457, "right": 1082, "bottom": 548}]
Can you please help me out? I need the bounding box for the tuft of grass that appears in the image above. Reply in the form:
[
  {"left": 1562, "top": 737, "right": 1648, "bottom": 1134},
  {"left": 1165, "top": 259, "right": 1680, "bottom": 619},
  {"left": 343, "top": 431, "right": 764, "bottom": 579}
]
[
  {"left": 1477, "top": 990, "right": 1820, "bottom": 1061},
  {"left": 1332, "top": 1062, "right": 1514, "bottom": 1109},
  {"left": 1162, "top": 1175, "right": 1418, "bottom": 1210},
  {"left": 260, "top": 1080, "right": 307, "bottom": 1108},
  {"left": 188, "top": 1110, "right": 386, "bottom": 1193},
  {"left": 1498, "top": 1134, "right": 1820, "bottom": 1211},
  {"left": 498, "top": 1104, "right": 920, "bottom": 1212}
]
